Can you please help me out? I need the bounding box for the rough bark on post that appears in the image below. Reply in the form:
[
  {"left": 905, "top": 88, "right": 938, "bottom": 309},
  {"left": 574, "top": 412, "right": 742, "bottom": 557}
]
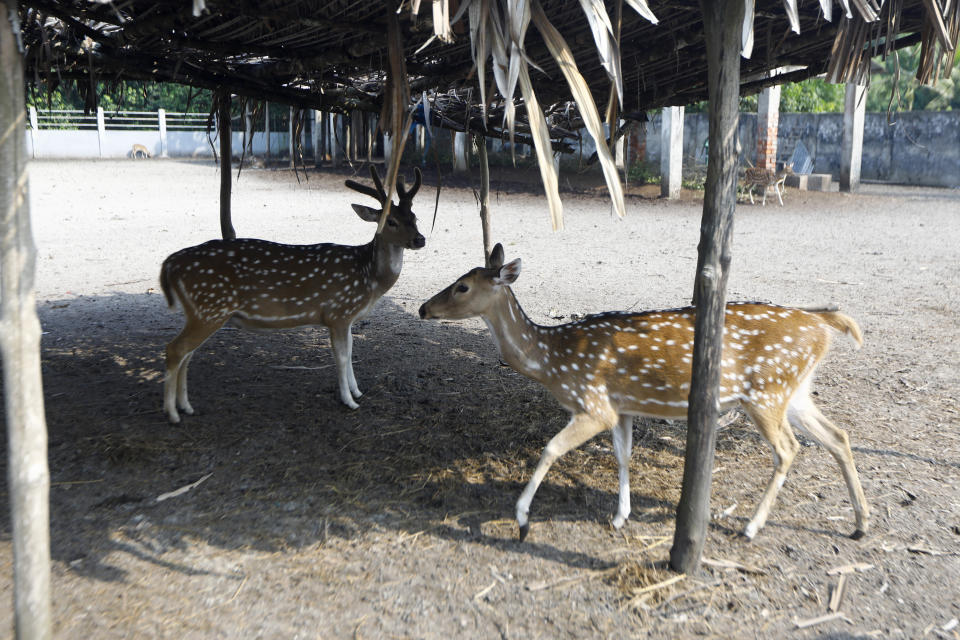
[
  {"left": 218, "top": 91, "right": 236, "bottom": 240},
  {"left": 474, "top": 134, "right": 493, "bottom": 266},
  {"left": 1, "top": 4, "right": 53, "bottom": 637},
  {"left": 670, "top": 0, "right": 743, "bottom": 575}
]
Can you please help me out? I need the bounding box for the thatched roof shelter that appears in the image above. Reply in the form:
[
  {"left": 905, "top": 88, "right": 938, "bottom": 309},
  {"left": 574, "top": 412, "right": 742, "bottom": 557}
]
[
  {"left": 17, "top": 0, "right": 959, "bottom": 225},
  {"left": 18, "top": 0, "right": 960, "bottom": 122}
]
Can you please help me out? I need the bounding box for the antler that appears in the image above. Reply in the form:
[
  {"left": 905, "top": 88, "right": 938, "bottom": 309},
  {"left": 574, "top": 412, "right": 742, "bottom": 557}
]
[
  {"left": 345, "top": 165, "right": 389, "bottom": 204},
  {"left": 397, "top": 167, "right": 422, "bottom": 201}
]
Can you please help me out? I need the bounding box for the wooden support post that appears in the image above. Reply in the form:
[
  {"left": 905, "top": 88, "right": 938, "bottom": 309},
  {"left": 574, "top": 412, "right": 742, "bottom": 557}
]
[
  {"left": 756, "top": 85, "right": 781, "bottom": 170},
  {"left": 244, "top": 101, "right": 253, "bottom": 158},
  {"left": 329, "top": 114, "right": 342, "bottom": 165},
  {"left": 670, "top": 0, "right": 743, "bottom": 576},
  {"left": 264, "top": 101, "right": 271, "bottom": 161},
  {"left": 660, "top": 106, "right": 684, "bottom": 198},
  {"left": 475, "top": 134, "right": 493, "bottom": 266},
  {"left": 840, "top": 82, "right": 866, "bottom": 192},
  {"left": 217, "top": 91, "right": 236, "bottom": 240},
  {"left": 1, "top": 6, "right": 52, "bottom": 637},
  {"left": 28, "top": 106, "right": 38, "bottom": 158}
]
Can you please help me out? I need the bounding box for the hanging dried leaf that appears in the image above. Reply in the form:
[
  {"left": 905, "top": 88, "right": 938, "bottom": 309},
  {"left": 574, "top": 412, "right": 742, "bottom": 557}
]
[
  {"left": 517, "top": 63, "right": 563, "bottom": 230},
  {"left": 742, "top": 0, "right": 756, "bottom": 58},
  {"left": 623, "top": 0, "right": 658, "bottom": 24},
  {"left": 532, "top": 0, "right": 625, "bottom": 219},
  {"left": 782, "top": 0, "right": 800, "bottom": 34},
  {"left": 578, "top": 0, "right": 624, "bottom": 105},
  {"left": 819, "top": 0, "right": 834, "bottom": 22}
]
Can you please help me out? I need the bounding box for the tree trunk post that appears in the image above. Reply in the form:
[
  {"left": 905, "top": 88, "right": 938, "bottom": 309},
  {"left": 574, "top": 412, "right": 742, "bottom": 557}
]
[
  {"left": 217, "top": 91, "right": 236, "bottom": 240},
  {"left": 474, "top": 134, "right": 493, "bottom": 266},
  {"left": 670, "top": 0, "right": 743, "bottom": 576},
  {"left": 1, "top": 5, "right": 53, "bottom": 637}
]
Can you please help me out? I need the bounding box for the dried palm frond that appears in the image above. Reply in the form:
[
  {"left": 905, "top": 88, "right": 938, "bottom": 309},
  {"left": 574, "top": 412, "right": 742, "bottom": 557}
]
[
  {"left": 783, "top": 0, "right": 801, "bottom": 34},
  {"left": 380, "top": 9, "right": 414, "bottom": 230},
  {"left": 432, "top": 0, "right": 454, "bottom": 43},
  {"left": 819, "top": 0, "right": 834, "bottom": 22},
  {"left": 624, "top": 0, "right": 658, "bottom": 24},
  {"left": 742, "top": 0, "right": 756, "bottom": 58},
  {"left": 531, "top": 0, "right": 625, "bottom": 220},
  {"left": 578, "top": 0, "right": 624, "bottom": 106},
  {"left": 517, "top": 63, "right": 563, "bottom": 229}
]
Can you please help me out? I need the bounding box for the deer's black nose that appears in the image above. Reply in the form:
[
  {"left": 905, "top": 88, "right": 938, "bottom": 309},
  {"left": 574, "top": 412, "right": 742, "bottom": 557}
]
[
  {"left": 418, "top": 304, "right": 428, "bottom": 319},
  {"left": 411, "top": 234, "right": 426, "bottom": 249}
]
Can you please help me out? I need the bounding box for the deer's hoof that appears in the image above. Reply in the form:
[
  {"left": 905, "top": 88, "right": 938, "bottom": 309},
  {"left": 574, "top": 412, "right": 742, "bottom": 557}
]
[
  {"left": 518, "top": 523, "right": 530, "bottom": 542},
  {"left": 850, "top": 529, "right": 866, "bottom": 541}
]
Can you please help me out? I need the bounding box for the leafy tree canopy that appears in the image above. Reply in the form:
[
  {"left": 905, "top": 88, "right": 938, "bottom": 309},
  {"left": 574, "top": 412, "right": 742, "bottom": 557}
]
[{"left": 27, "top": 81, "right": 213, "bottom": 113}]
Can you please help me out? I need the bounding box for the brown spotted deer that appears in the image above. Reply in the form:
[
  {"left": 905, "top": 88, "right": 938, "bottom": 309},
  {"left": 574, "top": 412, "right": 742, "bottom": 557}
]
[
  {"left": 742, "top": 164, "right": 794, "bottom": 206},
  {"left": 160, "top": 166, "right": 425, "bottom": 423},
  {"left": 419, "top": 244, "right": 868, "bottom": 542}
]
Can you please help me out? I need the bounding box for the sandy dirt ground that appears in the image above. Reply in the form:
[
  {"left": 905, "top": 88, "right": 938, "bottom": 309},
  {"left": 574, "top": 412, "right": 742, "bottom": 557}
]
[{"left": 1, "top": 159, "right": 959, "bottom": 639}]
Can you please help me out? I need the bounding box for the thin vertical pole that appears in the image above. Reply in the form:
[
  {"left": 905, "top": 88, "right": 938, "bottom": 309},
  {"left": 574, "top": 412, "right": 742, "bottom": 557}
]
[
  {"left": 475, "top": 134, "right": 493, "bottom": 265},
  {"left": 96, "top": 106, "right": 105, "bottom": 157},
  {"left": 218, "top": 91, "right": 236, "bottom": 240}
]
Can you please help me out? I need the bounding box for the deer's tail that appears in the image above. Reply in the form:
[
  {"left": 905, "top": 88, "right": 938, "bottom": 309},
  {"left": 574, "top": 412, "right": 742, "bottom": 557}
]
[
  {"left": 159, "top": 261, "right": 177, "bottom": 309},
  {"left": 819, "top": 310, "right": 863, "bottom": 349}
]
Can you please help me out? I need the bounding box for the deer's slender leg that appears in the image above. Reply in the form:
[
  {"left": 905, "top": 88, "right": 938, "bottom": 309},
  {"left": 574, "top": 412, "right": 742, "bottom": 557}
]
[
  {"left": 611, "top": 415, "right": 634, "bottom": 529},
  {"left": 342, "top": 322, "right": 362, "bottom": 399},
  {"left": 517, "top": 412, "right": 614, "bottom": 540},
  {"left": 164, "top": 318, "right": 226, "bottom": 423},
  {"left": 788, "top": 393, "right": 869, "bottom": 538},
  {"left": 176, "top": 351, "right": 195, "bottom": 414},
  {"left": 742, "top": 408, "right": 800, "bottom": 540},
  {"left": 329, "top": 323, "right": 360, "bottom": 409}
]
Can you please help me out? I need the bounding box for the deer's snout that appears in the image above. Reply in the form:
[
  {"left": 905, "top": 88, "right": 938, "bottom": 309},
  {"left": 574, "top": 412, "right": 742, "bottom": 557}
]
[
  {"left": 418, "top": 303, "right": 429, "bottom": 319},
  {"left": 410, "top": 234, "right": 426, "bottom": 249}
]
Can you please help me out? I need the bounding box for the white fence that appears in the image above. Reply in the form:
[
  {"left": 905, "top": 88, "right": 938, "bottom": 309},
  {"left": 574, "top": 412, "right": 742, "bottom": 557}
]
[{"left": 25, "top": 107, "right": 298, "bottom": 159}]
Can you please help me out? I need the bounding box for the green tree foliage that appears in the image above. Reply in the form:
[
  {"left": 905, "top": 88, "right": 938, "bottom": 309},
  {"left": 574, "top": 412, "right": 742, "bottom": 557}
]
[
  {"left": 779, "top": 79, "right": 845, "bottom": 112},
  {"left": 27, "top": 80, "right": 213, "bottom": 113},
  {"left": 688, "top": 77, "right": 845, "bottom": 113},
  {"left": 867, "top": 45, "right": 960, "bottom": 111}
]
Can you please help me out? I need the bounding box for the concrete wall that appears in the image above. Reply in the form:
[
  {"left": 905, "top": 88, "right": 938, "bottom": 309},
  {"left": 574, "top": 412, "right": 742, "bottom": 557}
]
[
  {"left": 26, "top": 129, "right": 294, "bottom": 159},
  {"left": 639, "top": 110, "right": 960, "bottom": 188}
]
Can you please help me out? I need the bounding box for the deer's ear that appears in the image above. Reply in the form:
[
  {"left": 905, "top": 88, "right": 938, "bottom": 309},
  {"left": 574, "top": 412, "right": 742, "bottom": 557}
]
[
  {"left": 352, "top": 204, "right": 381, "bottom": 222},
  {"left": 493, "top": 258, "right": 521, "bottom": 286},
  {"left": 488, "top": 243, "right": 505, "bottom": 269}
]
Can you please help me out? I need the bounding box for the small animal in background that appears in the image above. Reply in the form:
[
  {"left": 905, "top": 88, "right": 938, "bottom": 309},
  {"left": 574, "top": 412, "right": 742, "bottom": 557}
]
[
  {"left": 130, "top": 143, "right": 152, "bottom": 159},
  {"left": 742, "top": 163, "right": 794, "bottom": 206}
]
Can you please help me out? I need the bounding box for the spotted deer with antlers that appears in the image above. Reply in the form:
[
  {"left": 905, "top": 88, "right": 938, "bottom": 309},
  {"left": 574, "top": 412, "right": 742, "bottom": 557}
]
[
  {"left": 419, "top": 244, "right": 868, "bottom": 542},
  {"left": 160, "top": 166, "right": 425, "bottom": 423}
]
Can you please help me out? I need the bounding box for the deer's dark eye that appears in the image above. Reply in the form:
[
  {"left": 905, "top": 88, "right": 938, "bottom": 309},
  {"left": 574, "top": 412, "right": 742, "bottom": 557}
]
[
  {"left": 456, "top": 284, "right": 469, "bottom": 293},
  {"left": 387, "top": 218, "right": 398, "bottom": 228}
]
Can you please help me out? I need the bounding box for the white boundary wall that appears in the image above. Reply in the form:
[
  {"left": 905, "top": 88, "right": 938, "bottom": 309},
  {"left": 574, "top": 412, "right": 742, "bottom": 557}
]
[{"left": 25, "top": 107, "right": 296, "bottom": 159}]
